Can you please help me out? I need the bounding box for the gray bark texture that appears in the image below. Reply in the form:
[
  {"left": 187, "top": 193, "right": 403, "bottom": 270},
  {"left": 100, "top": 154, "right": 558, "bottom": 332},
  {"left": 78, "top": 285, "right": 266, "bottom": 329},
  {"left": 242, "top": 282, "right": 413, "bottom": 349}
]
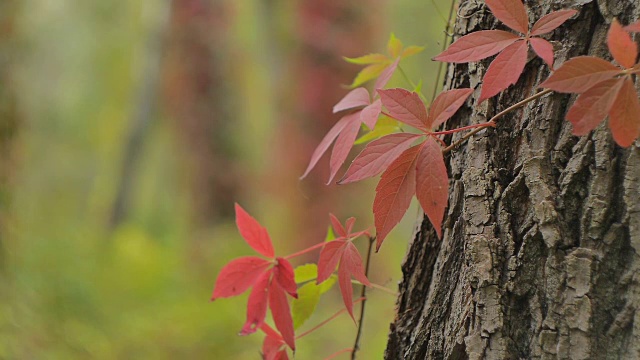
[{"left": 385, "top": 1, "right": 640, "bottom": 359}]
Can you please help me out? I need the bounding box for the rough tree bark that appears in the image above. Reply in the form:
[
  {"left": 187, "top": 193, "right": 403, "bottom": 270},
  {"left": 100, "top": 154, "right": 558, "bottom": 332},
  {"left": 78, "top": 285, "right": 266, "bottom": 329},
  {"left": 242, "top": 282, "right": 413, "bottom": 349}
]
[{"left": 385, "top": 1, "right": 640, "bottom": 359}]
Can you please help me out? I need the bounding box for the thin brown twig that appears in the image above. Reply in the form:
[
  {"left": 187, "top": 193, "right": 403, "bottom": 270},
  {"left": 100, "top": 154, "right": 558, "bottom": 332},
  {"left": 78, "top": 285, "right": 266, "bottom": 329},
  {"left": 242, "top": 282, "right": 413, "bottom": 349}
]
[
  {"left": 430, "top": 0, "right": 457, "bottom": 104},
  {"left": 443, "top": 89, "right": 553, "bottom": 154},
  {"left": 351, "top": 236, "right": 375, "bottom": 360}
]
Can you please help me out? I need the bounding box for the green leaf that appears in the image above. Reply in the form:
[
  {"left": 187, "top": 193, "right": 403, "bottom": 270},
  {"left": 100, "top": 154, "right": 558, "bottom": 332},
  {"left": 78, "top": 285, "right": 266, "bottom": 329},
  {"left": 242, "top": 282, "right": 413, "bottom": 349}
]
[
  {"left": 318, "top": 274, "right": 337, "bottom": 294},
  {"left": 349, "top": 62, "right": 389, "bottom": 88},
  {"left": 413, "top": 79, "right": 423, "bottom": 94},
  {"left": 294, "top": 264, "right": 318, "bottom": 284},
  {"left": 343, "top": 53, "right": 388, "bottom": 65},
  {"left": 355, "top": 117, "right": 402, "bottom": 144},
  {"left": 325, "top": 225, "right": 336, "bottom": 242},
  {"left": 292, "top": 282, "right": 321, "bottom": 329}
]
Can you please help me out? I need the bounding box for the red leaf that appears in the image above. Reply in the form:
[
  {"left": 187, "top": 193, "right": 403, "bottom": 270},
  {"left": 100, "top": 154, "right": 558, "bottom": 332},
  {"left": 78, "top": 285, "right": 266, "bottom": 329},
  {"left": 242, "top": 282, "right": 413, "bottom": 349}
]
[
  {"left": 261, "top": 324, "right": 288, "bottom": 360},
  {"left": 625, "top": 21, "right": 640, "bottom": 33},
  {"left": 235, "top": 204, "right": 275, "bottom": 258},
  {"left": 530, "top": 9, "right": 578, "bottom": 36},
  {"left": 360, "top": 99, "right": 382, "bottom": 130},
  {"left": 607, "top": 19, "right": 638, "bottom": 69},
  {"left": 343, "top": 242, "right": 371, "bottom": 287},
  {"left": 275, "top": 257, "right": 298, "bottom": 299},
  {"left": 329, "top": 213, "right": 347, "bottom": 238},
  {"left": 328, "top": 113, "right": 362, "bottom": 184},
  {"left": 378, "top": 88, "right": 428, "bottom": 130},
  {"left": 539, "top": 56, "right": 621, "bottom": 93},
  {"left": 375, "top": 57, "right": 400, "bottom": 90},
  {"left": 300, "top": 114, "right": 353, "bottom": 179},
  {"left": 211, "top": 256, "right": 271, "bottom": 299},
  {"left": 609, "top": 78, "right": 640, "bottom": 147},
  {"left": 269, "top": 281, "right": 295, "bottom": 350},
  {"left": 345, "top": 217, "right": 356, "bottom": 234},
  {"left": 485, "top": 0, "right": 529, "bottom": 34},
  {"left": 529, "top": 37, "right": 555, "bottom": 67},
  {"left": 339, "top": 133, "right": 421, "bottom": 184},
  {"left": 338, "top": 263, "right": 355, "bottom": 320},
  {"left": 317, "top": 240, "right": 347, "bottom": 283},
  {"left": 373, "top": 145, "right": 420, "bottom": 250},
  {"left": 415, "top": 137, "right": 448, "bottom": 239},
  {"left": 427, "top": 88, "right": 474, "bottom": 130},
  {"left": 240, "top": 270, "right": 271, "bottom": 336},
  {"left": 433, "top": 30, "right": 520, "bottom": 63},
  {"left": 566, "top": 78, "right": 624, "bottom": 136},
  {"left": 479, "top": 40, "right": 528, "bottom": 103},
  {"left": 333, "top": 88, "right": 370, "bottom": 113}
]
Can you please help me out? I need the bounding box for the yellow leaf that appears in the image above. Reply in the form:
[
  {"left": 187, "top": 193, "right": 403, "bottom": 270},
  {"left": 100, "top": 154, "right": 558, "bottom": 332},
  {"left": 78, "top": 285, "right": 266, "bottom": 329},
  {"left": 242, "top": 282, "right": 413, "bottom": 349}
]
[
  {"left": 387, "top": 33, "right": 404, "bottom": 58},
  {"left": 344, "top": 53, "right": 388, "bottom": 65},
  {"left": 349, "top": 62, "right": 389, "bottom": 88}
]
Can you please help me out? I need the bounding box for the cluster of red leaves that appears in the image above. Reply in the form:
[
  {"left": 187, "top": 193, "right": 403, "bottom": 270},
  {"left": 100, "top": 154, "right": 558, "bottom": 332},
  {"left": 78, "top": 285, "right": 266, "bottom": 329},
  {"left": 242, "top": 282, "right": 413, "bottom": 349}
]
[
  {"left": 260, "top": 324, "right": 289, "bottom": 360},
  {"left": 211, "top": 204, "right": 297, "bottom": 351},
  {"left": 541, "top": 19, "right": 640, "bottom": 147},
  {"left": 341, "top": 88, "right": 473, "bottom": 249},
  {"left": 434, "top": 0, "right": 577, "bottom": 102},
  {"left": 317, "top": 215, "right": 370, "bottom": 319}
]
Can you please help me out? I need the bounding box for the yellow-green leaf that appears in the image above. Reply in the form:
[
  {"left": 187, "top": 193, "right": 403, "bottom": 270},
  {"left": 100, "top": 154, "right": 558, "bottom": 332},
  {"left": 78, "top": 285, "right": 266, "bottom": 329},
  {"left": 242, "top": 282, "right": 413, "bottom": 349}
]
[
  {"left": 387, "top": 33, "right": 403, "bottom": 58},
  {"left": 344, "top": 53, "right": 388, "bottom": 65},
  {"left": 325, "top": 225, "right": 335, "bottom": 242},
  {"left": 292, "top": 282, "right": 321, "bottom": 329},
  {"left": 294, "top": 264, "right": 318, "bottom": 284},
  {"left": 401, "top": 45, "right": 425, "bottom": 58},
  {"left": 355, "top": 117, "right": 402, "bottom": 144},
  {"left": 318, "top": 274, "right": 337, "bottom": 294},
  {"left": 349, "top": 62, "right": 389, "bottom": 88}
]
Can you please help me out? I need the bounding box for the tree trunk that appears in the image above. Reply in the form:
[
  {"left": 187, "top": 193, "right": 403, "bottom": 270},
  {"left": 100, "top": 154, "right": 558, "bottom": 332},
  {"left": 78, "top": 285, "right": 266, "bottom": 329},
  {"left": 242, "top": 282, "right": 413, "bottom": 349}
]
[{"left": 385, "top": 1, "right": 640, "bottom": 359}]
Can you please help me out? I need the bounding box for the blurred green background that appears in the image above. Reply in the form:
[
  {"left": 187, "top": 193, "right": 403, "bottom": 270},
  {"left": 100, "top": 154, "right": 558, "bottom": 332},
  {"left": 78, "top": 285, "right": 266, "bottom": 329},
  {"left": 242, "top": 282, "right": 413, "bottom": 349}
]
[{"left": 1, "top": 0, "right": 451, "bottom": 358}]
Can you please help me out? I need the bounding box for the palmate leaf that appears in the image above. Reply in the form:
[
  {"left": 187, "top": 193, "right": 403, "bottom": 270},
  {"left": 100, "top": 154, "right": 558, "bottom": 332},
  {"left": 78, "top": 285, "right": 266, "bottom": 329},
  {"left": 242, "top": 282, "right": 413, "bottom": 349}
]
[{"left": 479, "top": 40, "right": 528, "bottom": 103}]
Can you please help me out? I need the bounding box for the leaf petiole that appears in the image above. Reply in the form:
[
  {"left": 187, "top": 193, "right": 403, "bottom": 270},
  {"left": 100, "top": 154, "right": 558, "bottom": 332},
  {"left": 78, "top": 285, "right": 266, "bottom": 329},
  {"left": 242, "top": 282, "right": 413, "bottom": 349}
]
[{"left": 283, "top": 242, "right": 327, "bottom": 260}]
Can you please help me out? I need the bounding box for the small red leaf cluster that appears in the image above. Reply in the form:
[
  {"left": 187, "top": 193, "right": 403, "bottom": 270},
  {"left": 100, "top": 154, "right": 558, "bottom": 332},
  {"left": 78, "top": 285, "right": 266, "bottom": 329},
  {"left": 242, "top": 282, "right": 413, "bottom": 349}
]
[
  {"left": 541, "top": 19, "right": 640, "bottom": 147},
  {"left": 434, "top": 0, "right": 577, "bottom": 102},
  {"left": 212, "top": 204, "right": 298, "bottom": 351}
]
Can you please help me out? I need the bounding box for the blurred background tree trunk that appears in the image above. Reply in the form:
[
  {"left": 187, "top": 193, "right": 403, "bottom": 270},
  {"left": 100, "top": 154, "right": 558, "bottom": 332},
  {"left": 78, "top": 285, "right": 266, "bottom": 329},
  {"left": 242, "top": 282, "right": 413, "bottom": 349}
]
[{"left": 385, "top": 1, "right": 640, "bottom": 359}]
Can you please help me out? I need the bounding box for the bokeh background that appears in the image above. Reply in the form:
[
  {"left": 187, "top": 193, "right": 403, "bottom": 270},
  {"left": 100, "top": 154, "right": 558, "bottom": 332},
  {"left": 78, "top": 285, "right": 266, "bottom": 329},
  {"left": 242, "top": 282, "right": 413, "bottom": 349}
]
[{"left": 1, "top": 0, "right": 451, "bottom": 358}]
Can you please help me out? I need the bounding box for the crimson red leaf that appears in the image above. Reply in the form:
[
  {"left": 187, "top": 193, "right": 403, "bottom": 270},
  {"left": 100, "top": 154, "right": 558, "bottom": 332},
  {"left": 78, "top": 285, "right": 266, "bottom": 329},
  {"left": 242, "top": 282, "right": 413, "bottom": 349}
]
[
  {"left": 625, "top": 21, "right": 640, "bottom": 33},
  {"left": 338, "top": 263, "right": 355, "bottom": 320},
  {"left": 540, "top": 56, "right": 621, "bottom": 93},
  {"left": 566, "top": 78, "right": 624, "bottom": 136},
  {"left": 373, "top": 145, "right": 420, "bottom": 250},
  {"left": 529, "top": 37, "right": 555, "bottom": 67},
  {"left": 530, "top": 9, "right": 578, "bottom": 36},
  {"left": 345, "top": 217, "right": 356, "bottom": 234},
  {"left": 607, "top": 19, "right": 638, "bottom": 69},
  {"left": 375, "top": 57, "right": 400, "bottom": 90},
  {"left": 609, "top": 78, "right": 640, "bottom": 147},
  {"left": 211, "top": 256, "right": 271, "bottom": 299},
  {"left": 415, "top": 137, "right": 448, "bottom": 239},
  {"left": 333, "top": 87, "right": 370, "bottom": 113},
  {"left": 261, "top": 324, "right": 287, "bottom": 360},
  {"left": 485, "top": 0, "right": 529, "bottom": 34},
  {"left": 275, "top": 257, "right": 298, "bottom": 299},
  {"left": 300, "top": 114, "right": 353, "bottom": 179},
  {"left": 479, "top": 40, "right": 528, "bottom": 103},
  {"left": 329, "top": 213, "right": 347, "bottom": 238},
  {"left": 339, "top": 133, "right": 421, "bottom": 184},
  {"left": 269, "top": 281, "right": 295, "bottom": 350},
  {"left": 343, "top": 242, "right": 371, "bottom": 287},
  {"left": 378, "top": 88, "right": 428, "bottom": 130},
  {"left": 317, "top": 240, "right": 346, "bottom": 283},
  {"left": 433, "top": 30, "right": 520, "bottom": 63},
  {"left": 328, "top": 113, "right": 362, "bottom": 184},
  {"left": 235, "top": 203, "right": 274, "bottom": 258},
  {"left": 360, "top": 99, "right": 382, "bottom": 130},
  {"left": 240, "top": 270, "right": 271, "bottom": 336},
  {"left": 427, "top": 88, "right": 474, "bottom": 130}
]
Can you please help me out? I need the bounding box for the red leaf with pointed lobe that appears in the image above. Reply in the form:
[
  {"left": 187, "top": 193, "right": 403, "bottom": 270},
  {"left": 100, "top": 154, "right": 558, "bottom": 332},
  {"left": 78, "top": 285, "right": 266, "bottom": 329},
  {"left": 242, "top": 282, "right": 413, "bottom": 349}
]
[
  {"left": 373, "top": 145, "right": 420, "bottom": 250},
  {"left": 530, "top": 9, "right": 578, "bottom": 36},
  {"left": 607, "top": 19, "right": 638, "bottom": 69},
  {"left": 609, "top": 78, "right": 640, "bottom": 147},
  {"left": 529, "top": 37, "right": 555, "bottom": 67},
  {"left": 433, "top": 30, "right": 520, "bottom": 63},
  {"left": 328, "top": 113, "right": 362, "bottom": 184},
  {"left": 329, "top": 213, "right": 347, "bottom": 238},
  {"left": 274, "top": 257, "right": 298, "bottom": 299},
  {"left": 345, "top": 217, "right": 356, "bottom": 234},
  {"left": 479, "top": 40, "right": 528, "bottom": 103},
  {"left": 375, "top": 57, "right": 400, "bottom": 90},
  {"left": 342, "top": 242, "right": 371, "bottom": 287},
  {"left": 485, "top": 0, "right": 529, "bottom": 34},
  {"left": 339, "top": 133, "right": 421, "bottom": 184},
  {"left": 378, "top": 88, "right": 428, "bottom": 130},
  {"left": 333, "top": 87, "right": 370, "bottom": 113},
  {"left": 360, "top": 99, "right": 382, "bottom": 130},
  {"left": 261, "top": 324, "right": 288, "bottom": 360},
  {"left": 235, "top": 204, "right": 275, "bottom": 258},
  {"left": 240, "top": 270, "right": 271, "bottom": 336},
  {"left": 300, "top": 114, "right": 352, "bottom": 179},
  {"left": 415, "top": 137, "right": 448, "bottom": 239},
  {"left": 337, "top": 263, "right": 355, "bottom": 320},
  {"left": 317, "top": 240, "right": 346, "bottom": 284},
  {"left": 566, "top": 78, "right": 624, "bottom": 136},
  {"left": 540, "top": 56, "right": 621, "bottom": 93},
  {"left": 269, "top": 281, "right": 295, "bottom": 350},
  {"left": 625, "top": 21, "right": 640, "bottom": 33},
  {"left": 211, "top": 256, "right": 271, "bottom": 300},
  {"left": 427, "top": 88, "right": 474, "bottom": 130}
]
